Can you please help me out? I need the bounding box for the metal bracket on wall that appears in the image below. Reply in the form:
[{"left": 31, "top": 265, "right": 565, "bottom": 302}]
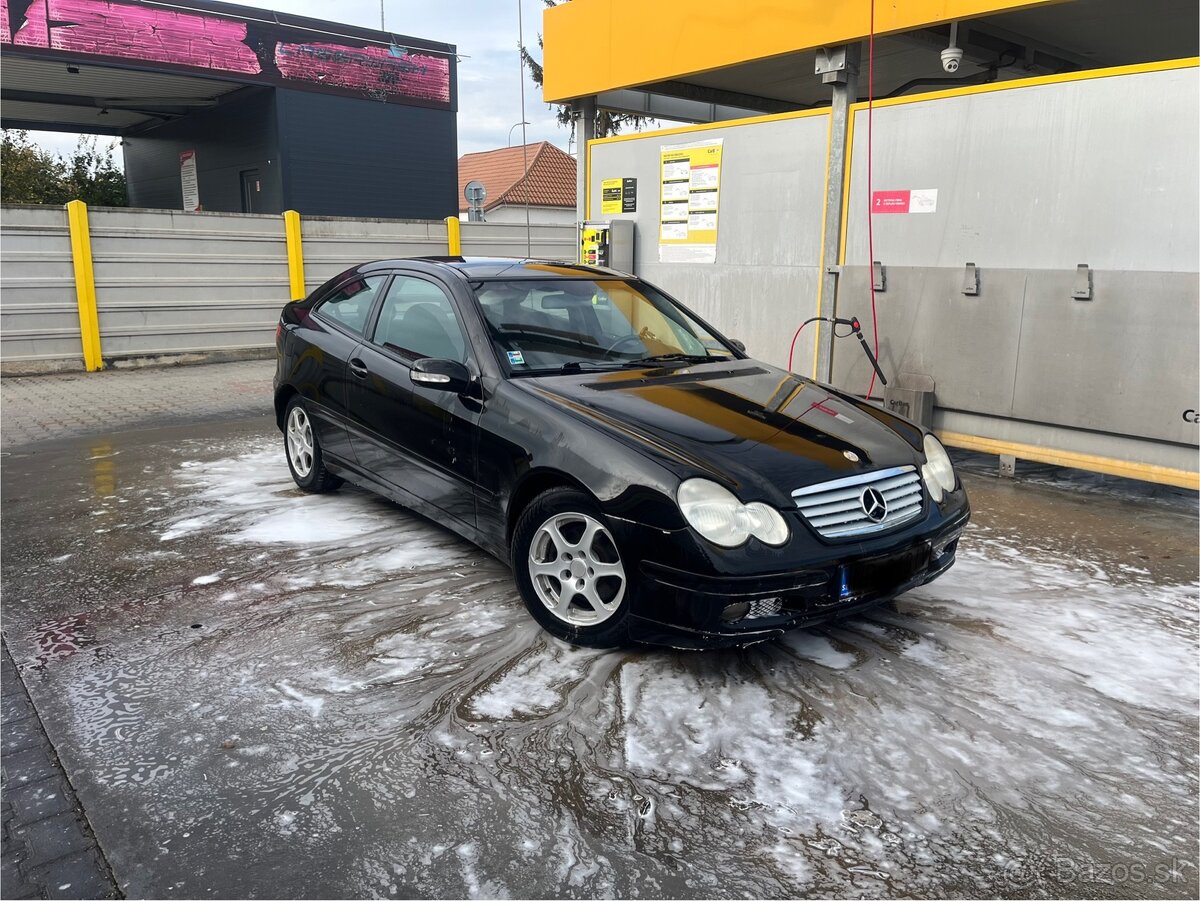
[
  {"left": 961, "top": 262, "right": 980, "bottom": 296},
  {"left": 1072, "top": 263, "right": 1093, "bottom": 300},
  {"left": 872, "top": 260, "right": 886, "bottom": 292}
]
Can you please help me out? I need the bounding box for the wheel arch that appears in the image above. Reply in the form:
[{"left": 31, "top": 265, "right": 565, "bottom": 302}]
[
  {"left": 274, "top": 385, "right": 299, "bottom": 431},
  {"left": 505, "top": 468, "right": 597, "bottom": 546}
]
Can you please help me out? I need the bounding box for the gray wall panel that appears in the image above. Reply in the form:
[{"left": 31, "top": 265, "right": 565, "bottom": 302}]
[
  {"left": 843, "top": 67, "right": 1200, "bottom": 273},
  {"left": 1009, "top": 269, "right": 1199, "bottom": 446},
  {"left": 123, "top": 88, "right": 282, "bottom": 214},
  {"left": 588, "top": 113, "right": 830, "bottom": 370},
  {"left": 276, "top": 90, "right": 457, "bottom": 221},
  {"left": 832, "top": 267, "right": 1027, "bottom": 416},
  {"left": 832, "top": 266, "right": 1200, "bottom": 450},
  {"left": 0, "top": 206, "right": 79, "bottom": 363}
]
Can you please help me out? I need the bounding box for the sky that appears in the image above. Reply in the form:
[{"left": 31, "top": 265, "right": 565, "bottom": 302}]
[{"left": 24, "top": 0, "right": 572, "bottom": 164}]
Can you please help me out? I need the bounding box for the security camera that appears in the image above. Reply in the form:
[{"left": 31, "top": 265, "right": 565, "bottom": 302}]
[{"left": 941, "top": 21, "right": 963, "bottom": 73}]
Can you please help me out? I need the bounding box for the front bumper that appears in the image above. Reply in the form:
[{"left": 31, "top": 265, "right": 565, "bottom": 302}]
[{"left": 623, "top": 503, "right": 969, "bottom": 649}]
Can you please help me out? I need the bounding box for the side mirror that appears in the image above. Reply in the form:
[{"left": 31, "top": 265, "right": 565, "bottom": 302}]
[
  {"left": 411, "top": 358, "right": 473, "bottom": 394},
  {"left": 730, "top": 339, "right": 746, "bottom": 354}
]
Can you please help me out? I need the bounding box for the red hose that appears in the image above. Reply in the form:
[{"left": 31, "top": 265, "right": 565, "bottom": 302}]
[{"left": 786, "top": 319, "right": 812, "bottom": 373}]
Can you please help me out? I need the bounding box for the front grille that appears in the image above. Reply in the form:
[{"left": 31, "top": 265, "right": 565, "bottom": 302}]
[{"left": 792, "top": 466, "right": 923, "bottom": 539}]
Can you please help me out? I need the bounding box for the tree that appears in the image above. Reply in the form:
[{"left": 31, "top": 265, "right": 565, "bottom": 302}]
[
  {"left": 0, "top": 130, "right": 63, "bottom": 204},
  {"left": 0, "top": 130, "right": 127, "bottom": 207},
  {"left": 520, "top": 0, "right": 651, "bottom": 139}
]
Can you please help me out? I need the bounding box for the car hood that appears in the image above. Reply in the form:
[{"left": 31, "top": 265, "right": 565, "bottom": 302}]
[{"left": 515, "top": 361, "right": 924, "bottom": 503}]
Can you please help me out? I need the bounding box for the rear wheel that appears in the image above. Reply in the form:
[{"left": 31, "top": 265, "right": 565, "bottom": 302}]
[
  {"left": 283, "top": 397, "right": 342, "bottom": 493},
  {"left": 511, "top": 488, "right": 632, "bottom": 647}
]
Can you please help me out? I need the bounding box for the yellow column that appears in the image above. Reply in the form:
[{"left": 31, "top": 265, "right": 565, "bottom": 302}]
[
  {"left": 65, "top": 200, "right": 103, "bottom": 372},
  {"left": 283, "top": 210, "right": 306, "bottom": 300},
  {"left": 445, "top": 215, "right": 462, "bottom": 256}
]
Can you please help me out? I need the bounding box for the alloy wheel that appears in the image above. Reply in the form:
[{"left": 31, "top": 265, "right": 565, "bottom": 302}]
[
  {"left": 286, "top": 406, "right": 314, "bottom": 478},
  {"left": 528, "top": 512, "right": 626, "bottom": 626}
]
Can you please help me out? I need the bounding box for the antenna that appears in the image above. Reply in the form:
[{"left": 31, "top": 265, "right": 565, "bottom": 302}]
[{"left": 517, "top": 0, "right": 531, "bottom": 257}]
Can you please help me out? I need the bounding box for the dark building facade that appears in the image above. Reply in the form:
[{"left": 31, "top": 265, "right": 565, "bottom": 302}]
[{"left": 1, "top": 0, "right": 458, "bottom": 219}]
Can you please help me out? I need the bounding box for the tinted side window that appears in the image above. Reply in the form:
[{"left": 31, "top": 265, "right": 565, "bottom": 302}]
[
  {"left": 371, "top": 275, "right": 468, "bottom": 363},
  {"left": 315, "top": 275, "right": 386, "bottom": 336}
]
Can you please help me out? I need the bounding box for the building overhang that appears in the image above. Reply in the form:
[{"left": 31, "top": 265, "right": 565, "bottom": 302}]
[
  {"left": 1, "top": 0, "right": 457, "bottom": 136},
  {"left": 543, "top": 0, "right": 1198, "bottom": 112}
]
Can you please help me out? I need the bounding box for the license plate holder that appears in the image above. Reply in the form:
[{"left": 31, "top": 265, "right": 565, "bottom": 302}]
[{"left": 842, "top": 544, "right": 930, "bottom": 596}]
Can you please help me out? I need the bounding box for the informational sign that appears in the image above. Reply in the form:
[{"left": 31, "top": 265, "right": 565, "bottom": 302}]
[
  {"left": 659, "top": 139, "right": 723, "bottom": 263},
  {"left": 621, "top": 177, "right": 637, "bottom": 213},
  {"left": 600, "top": 177, "right": 639, "bottom": 215},
  {"left": 180, "top": 150, "right": 200, "bottom": 212},
  {"left": 601, "top": 178, "right": 623, "bottom": 215},
  {"left": 871, "top": 188, "right": 938, "bottom": 214}
]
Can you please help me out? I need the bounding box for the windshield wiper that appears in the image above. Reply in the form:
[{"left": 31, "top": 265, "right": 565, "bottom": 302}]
[
  {"left": 554, "top": 360, "right": 637, "bottom": 373},
  {"left": 630, "top": 353, "right": 714, "bottom": 365}
]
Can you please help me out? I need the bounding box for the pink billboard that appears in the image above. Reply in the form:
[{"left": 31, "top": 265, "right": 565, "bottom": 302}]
[{"left": 1, "top": 0, "right": 452, "bottom": 107}]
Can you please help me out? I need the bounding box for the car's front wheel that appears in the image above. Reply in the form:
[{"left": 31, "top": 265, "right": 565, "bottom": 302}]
[
  {"left": 511, "top": 488, "right": 632, "bottom": 647},
  {"left": 283, "top": 396, "right": 342, "bottom": 493}
]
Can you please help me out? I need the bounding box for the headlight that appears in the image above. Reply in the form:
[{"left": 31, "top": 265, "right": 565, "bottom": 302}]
[
  {"left": 677, "top": 478, "right": 790, "bottom": 548},
  {"left": 921, "top": 434, "right": 957, "bottom": 503}
]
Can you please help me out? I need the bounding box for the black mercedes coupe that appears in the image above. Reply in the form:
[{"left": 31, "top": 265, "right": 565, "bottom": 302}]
[{"left": 273, "top": 258, "right": 969, "bottom": 648}]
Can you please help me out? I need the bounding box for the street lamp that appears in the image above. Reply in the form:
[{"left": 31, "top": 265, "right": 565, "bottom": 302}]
[{"left": 508, "top": 121, "right": 530, "bottom": 147}]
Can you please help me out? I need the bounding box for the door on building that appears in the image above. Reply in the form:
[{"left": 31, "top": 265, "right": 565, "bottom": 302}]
[{"left": 240, "top": 169, "right": 262, "bottom": 213}]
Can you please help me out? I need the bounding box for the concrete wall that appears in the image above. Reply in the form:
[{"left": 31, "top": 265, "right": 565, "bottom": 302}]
[
  {"left": 0, "top": 206, "right": 575, "bottom": 369},
  {"left": 477, "top": 205, "right": 579, "bottom": 226},
  {"left": 586, "top": 111, "right": 831, "bottom": 368}
]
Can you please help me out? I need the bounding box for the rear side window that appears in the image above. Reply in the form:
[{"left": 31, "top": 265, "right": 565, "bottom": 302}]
[
  {"left": 315, "top": 275, "right": 386, "bottom": 336},
  {"left": 371, "top": 275, "right": 468, "bottom": 363}
]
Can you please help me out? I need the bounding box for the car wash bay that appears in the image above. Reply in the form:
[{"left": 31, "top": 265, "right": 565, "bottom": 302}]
[{"left": 1, "top": 393, "right": 1195, "bottom": 898}]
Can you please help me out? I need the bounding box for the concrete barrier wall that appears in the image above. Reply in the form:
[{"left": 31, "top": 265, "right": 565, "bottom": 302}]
[
  {"left": 0, "top": 206, "right": 78, "bottom": 363},
  {"left": 0, "top": 206, "right": 575, "bottom": 369}
]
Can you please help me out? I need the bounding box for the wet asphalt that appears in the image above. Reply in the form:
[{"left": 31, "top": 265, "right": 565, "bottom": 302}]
[{"left": 1, "top": 417, "right": 1197, "bottom": 899}]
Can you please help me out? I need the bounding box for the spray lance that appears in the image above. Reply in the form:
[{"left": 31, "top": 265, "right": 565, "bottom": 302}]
[{"left": 785, "top": 316, "right": 888, "bottom": 392}]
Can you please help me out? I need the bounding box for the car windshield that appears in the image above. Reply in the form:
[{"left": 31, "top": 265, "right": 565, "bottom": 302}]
[{"left": 473, "top": 278, "right": 736, "bottom": 373}]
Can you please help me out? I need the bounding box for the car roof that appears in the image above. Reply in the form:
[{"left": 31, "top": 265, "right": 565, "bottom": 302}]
[{"left": 359, "top": 257, "right": 630, "bottom": 280}]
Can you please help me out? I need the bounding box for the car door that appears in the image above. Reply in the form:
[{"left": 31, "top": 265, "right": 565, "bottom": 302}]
[
  {"left": 345, "top": 272, "right": 481, "bottom": 531},
  {"left": 299, "top": 272, "right": 389, "bottom": 463}
]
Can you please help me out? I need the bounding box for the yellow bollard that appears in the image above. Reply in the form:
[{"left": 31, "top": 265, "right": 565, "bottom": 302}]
[
  {"left": 445, "top": 215, "right": 462, "bottom": 256},
  {"left": 283, "top": 210, "right": 306, "bottom": 300},
  {"left": 65, "top": 200, "right": 103, "bottom": 372}
]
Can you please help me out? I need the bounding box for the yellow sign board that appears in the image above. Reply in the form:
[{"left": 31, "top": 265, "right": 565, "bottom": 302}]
[
  {"left": 659, "top": 139, "right": 723, "bottom": 263},
  {"left": 601, "top": 178, "right": 623, "bottom": 215}
]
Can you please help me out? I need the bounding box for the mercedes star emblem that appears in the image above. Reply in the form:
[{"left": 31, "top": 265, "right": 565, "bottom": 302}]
[
  {"left": 843, "top": 450, "right": 860, "bottom": 462},
  {"left": 860, "top": 486, "right": 888, "bottom": 522}
]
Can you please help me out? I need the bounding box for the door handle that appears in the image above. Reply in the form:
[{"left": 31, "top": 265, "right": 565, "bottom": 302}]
[{"left": 349, "top": 358, "right": 369, "bottom": 378}]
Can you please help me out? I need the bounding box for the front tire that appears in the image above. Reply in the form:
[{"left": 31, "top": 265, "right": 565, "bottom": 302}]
[
  {"left": 283, "top": 397, "right": 342, "bottom": 493},
  {"left": 511, "top": 488, "right": 632, "bottom": 647}
]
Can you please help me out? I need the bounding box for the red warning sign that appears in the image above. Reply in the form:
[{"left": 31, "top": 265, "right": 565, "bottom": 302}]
[{"left": 871, "top": 190, "right": 910, "bottom": 213}]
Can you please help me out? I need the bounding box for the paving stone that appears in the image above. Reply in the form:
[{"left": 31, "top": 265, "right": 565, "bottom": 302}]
[
  {"left": 11, "top": 814, "right": 92, "bottom": 869},
  {"left": 29, "top": 849, "right": 117, "bottom": 900},
  {"left": 1, "top": 359, "right": 275, "bottom": 450},
  {"left": 0, "top": 691, "right": 34, "bottom": 725},
  {"left": 5, "top": 779, "right": 76, "bottom": 825},
  {"left": 1, "top": 750, "right": 59, "bottom": 789},
  {"left": 1, "top": 717, "right": 46, "bottom": 756}
]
